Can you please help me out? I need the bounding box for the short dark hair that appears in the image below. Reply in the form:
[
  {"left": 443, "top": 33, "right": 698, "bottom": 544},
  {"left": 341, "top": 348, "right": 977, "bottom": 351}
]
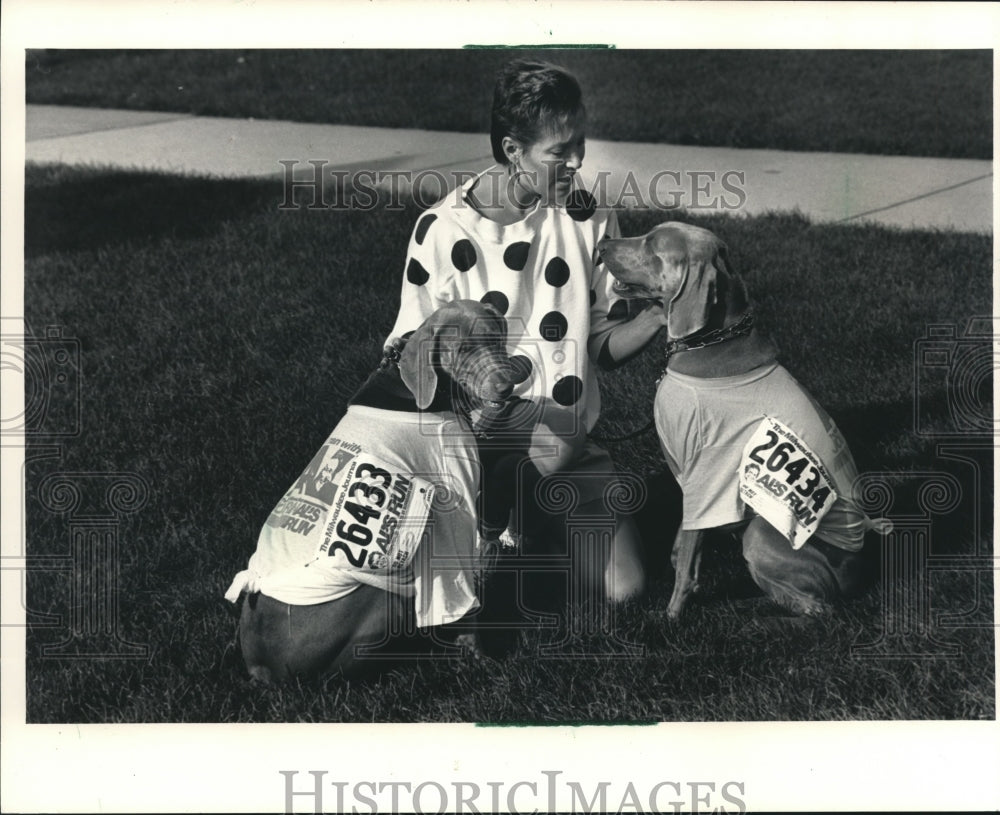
[{"left": 490, "top": 59, "right": 585, "bottom": 165}]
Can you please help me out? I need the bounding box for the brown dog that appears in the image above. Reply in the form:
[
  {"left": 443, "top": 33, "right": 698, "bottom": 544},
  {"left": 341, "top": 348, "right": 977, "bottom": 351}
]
[
  {"left": 228, "top": 300, "right": 520, "bottom": 681},
  {"left": 599, "top": 222, "right": 884, "bottom": 618}
]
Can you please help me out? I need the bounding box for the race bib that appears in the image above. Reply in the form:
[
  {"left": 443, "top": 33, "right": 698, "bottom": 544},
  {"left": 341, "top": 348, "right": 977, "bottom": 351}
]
[
  {"left": 738, "top": 417, "right": 837, "bottom": 549},
  {"left": 265, "top": 435, "right": 436, "bottom": 571}
]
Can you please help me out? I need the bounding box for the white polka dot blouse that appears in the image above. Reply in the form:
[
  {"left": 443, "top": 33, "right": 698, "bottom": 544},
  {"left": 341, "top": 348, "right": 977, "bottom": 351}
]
[{"left": 387, "top": 168, "right": 631, "bottom": 433}]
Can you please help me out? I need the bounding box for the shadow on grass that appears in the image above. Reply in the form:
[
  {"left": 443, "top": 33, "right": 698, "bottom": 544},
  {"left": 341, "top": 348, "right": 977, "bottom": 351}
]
[
  {"left": 21, "top": 166, "right": 994, "bottom": 723},
  {"left": 25, "top": 164, "right": 283, "bottom": 257}
]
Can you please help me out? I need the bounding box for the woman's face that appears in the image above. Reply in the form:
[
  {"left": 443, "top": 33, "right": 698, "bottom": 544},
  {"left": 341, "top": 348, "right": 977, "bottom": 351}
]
[{"left": 509, "top": 110, "right": 586, "bottom": 205}]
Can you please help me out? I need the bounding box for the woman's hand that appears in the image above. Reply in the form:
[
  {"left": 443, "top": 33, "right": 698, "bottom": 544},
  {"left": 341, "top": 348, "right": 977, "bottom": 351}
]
[
  {"left": 599, "top": 301, "right": 667, "bottom": 369},
  {"left": 638, "top": 301, "right": 669, "bottom": 327}
]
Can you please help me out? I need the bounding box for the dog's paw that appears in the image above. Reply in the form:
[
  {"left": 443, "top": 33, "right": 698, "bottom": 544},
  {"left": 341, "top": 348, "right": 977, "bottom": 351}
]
[
  {"left": 666, "top": 599, "right": 687, "bottom": 620},
  {"left": 498, "top": 527, "right": 523, "bottom": 553},
  {"left": 794, "top": 598, "right": 834, "bottom": 618},
  {"left": 765, "top": 588, "right": 834, "bottom": 618},
  {"left": 247, "top": 664, "right": 276, "bottom": 685},
  {"left": 475, "top": 534, "right": 502, "bottom": 584},
  {"left": 453, "top": 633, "right": 484, "bottom": 660}
]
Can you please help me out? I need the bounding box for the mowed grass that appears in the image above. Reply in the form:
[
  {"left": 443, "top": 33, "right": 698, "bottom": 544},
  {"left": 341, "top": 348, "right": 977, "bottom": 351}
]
[
  {"left": 23, "top": 164, "right": 993, "bottom": 723},
  {"left": 25, "top": 49, "right": 992, "bottom": 159}
]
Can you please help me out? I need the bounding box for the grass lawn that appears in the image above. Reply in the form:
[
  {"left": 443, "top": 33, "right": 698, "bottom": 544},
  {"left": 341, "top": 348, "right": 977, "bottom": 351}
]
[
  {"left": 22, "top": 164, "right": 994, "bottom": 723},
  {"left": 25, "top": 49, "right": 993, "bottom": 159}
]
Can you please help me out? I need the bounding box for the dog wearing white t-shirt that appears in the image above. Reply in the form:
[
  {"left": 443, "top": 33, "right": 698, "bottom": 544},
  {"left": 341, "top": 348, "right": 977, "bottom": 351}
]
[
  {"left": 228, "top": 300, "right": 522, "bottom": 681},
  {"left": 599, "top": 222, "right": 883, "bottom": 618}
]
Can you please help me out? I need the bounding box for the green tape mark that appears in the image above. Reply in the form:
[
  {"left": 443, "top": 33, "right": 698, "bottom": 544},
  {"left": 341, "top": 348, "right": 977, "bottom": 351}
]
[{"left": 463, "top": 44, "right": 616, "bottom": 50}]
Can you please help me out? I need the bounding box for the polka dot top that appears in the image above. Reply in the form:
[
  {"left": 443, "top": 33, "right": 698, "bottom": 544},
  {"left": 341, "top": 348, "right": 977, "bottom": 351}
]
[{"left": 387, "top": 168, "right": 628, "bottom": 433}]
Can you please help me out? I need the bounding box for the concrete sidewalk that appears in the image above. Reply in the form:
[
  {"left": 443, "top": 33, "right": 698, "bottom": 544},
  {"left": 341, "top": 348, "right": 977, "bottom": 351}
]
[{"left": 25, "top": 104, "right": 993, "bottom": 233}]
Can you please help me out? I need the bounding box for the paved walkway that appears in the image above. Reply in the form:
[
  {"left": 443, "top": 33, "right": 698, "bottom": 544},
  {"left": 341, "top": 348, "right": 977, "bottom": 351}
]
[{"left": 25, "top": 104, "right": 993, "bottom": 233}]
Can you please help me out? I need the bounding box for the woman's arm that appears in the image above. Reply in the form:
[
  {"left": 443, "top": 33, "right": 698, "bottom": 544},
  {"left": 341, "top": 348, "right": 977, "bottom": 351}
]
[
  {"left": 586, "top": 209, "right": 666, "bottom": 369},
  {"left": 594, "top": 303, "right": 667, "bottom": 368}
]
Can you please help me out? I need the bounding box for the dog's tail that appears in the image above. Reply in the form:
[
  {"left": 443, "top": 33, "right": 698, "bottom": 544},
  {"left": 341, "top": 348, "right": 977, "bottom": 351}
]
[{"left": 863, "top": 516, "right": 894, "bottom": 536}]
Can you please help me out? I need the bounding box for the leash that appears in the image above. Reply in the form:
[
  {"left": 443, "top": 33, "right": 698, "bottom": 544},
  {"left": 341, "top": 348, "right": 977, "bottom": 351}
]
[
  {"left": 589, "top": 418, "right": 656, "bottom": 444},
  {"left": 381, "top": 312, "right": 756, "bottom": 446}
]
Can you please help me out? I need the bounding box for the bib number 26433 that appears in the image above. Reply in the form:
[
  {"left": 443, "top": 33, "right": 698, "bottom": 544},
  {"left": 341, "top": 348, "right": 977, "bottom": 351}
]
[{"left": 321, "top": 458, "right": 434, "bottom": 570}]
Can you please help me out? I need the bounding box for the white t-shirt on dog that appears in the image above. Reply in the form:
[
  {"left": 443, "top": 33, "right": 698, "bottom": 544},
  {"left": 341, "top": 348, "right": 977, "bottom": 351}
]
[
  {"left": 226, "top": 405, "right": 481, "bottom": 628},
  {"left": 654, "top": 362, "right": 870, "bottom": 551},
  {"left": 387, "top": 169, "right": 626, "bottom": 435}
]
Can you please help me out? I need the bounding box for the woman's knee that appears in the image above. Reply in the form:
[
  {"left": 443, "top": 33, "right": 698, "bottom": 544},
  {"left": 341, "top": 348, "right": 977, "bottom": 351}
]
[
  {"left": 529, "top": 435, "right": 582, "bottom": 476},
  {"left": 529, "top": 415, "right": 588, "bottom": 475}
]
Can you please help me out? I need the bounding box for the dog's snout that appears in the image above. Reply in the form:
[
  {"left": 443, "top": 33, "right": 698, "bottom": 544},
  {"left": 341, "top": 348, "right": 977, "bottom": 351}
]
[
  {"left": 597, "top": 235, "right": 623, "bottom": 264},
  {"left": 485, "top": 375, "right": 515, "bottom": 402},
  {"left": 481, "top": 367, "right": 516, "bottom": 402}
]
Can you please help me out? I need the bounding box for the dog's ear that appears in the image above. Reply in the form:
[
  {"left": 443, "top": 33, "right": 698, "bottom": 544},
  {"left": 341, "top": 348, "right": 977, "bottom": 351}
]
[
  {"left": 398, "top": 318, "right": 441, "bottom": 409},
  {"left": 666, "top": 253, "right": 721, "bottom": 339}
]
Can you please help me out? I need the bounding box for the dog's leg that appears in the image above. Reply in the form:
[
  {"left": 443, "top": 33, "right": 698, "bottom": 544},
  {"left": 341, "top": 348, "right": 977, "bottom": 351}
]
[{"left": 667, "top": 528, "right": 704, "bottom": 619}]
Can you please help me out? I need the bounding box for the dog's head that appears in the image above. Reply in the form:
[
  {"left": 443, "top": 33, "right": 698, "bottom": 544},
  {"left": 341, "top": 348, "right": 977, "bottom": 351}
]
[
  {"left": 397, "top": 300, "right": 521, "bottom": 424},
  {"left": 598, "top": 222, "right": 745, "bottom": 340}
]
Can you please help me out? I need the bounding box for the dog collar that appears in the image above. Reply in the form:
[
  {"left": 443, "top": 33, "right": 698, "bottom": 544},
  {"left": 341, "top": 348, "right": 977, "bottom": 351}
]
[
  {"left": 660, "top": 311, "right": 756, "bottom": 379},
  {"left": 378, "top": 338, "right": 405, "bottom": 371},
  {"left": 666, "top": 310, "right": 755, "bottom": 354}
]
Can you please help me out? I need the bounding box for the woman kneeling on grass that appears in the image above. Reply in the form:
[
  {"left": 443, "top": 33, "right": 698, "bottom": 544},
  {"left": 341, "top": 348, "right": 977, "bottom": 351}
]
[{"left": 386, "top": 59, "right": 666, "bottom": 603}]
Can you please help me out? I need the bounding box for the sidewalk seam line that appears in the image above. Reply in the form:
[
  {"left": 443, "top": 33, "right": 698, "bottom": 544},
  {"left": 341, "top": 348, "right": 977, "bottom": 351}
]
[
  {"left": 26, "top": 113, "right": 194, "bottom": 143},
  {"left": 836, "top": 172, "right": 993, "bottom": 224}
]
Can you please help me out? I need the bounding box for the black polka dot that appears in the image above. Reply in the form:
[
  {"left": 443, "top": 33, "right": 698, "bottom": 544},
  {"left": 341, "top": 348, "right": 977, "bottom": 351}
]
[
  {"left": 589, "top": 289, "right": 597, "bottom": 307},
  {"left": 406, "top": 258, "right": 430, "bottom": 286},
  {"left": 414, "top": 214, "right": 437, "bottom": 245},
  {"left": 544, "top": 257, "right": 570, "bottom": 287},
  {"left": 480, "top": 290, "right": 509, "bottom": 315},
  {"left": 552, "top": 375, "right": 584, "bottom": 406},
  {"left": 503, "top": 241, "right": 532, "bottom": 271},
  {"left": 608, "top": 299, "right": 629, "bottom": 321},
  {"left": 509, "top": 355, "right": 534, "bottom": 384},
  {"left": 451, "top": 239, "right": 477, "bottom": 272},
  {"left": 566, "top": 189, "right": 596, "bottom": 222},
  {"left": 539, "top": 311, "right": 568, "bottom": 342}
]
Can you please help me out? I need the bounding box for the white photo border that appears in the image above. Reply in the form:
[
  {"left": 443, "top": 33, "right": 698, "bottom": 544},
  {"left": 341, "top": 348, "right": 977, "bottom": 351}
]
[{"left": 2, "top": 1, "right": 998, "bottom": 812}]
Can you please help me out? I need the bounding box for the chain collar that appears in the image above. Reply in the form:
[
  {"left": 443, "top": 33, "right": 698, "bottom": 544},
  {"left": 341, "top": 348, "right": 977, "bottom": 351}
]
[
  {"left": 378, "top": 339, "right": 405, "bottom": 371},
  {"left": 659, "top": 311, "right": 756, "bottom": 382}
]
